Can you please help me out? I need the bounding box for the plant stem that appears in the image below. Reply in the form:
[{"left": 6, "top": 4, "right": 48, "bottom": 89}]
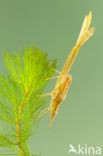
[{"left": 16, "top": 91, "right": 29, "bottom": 156}]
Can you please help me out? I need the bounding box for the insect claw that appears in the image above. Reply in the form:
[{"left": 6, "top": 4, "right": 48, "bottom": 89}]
[
  {"left": 53, "top": 69, "right": 61, "bottom": 74},
  {"left": 44, "top": 76, "right": 59, "bottom": 80},
  {"left": 34, "top": 107, "right": 50, "bottom": 121},
  {"left": 36, "top": 92, "right": 52, "bottom": 97}
]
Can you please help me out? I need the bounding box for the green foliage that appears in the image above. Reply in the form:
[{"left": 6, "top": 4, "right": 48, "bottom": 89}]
[{"left": 0, "top": 46, "right": 56, "bottom": 155}]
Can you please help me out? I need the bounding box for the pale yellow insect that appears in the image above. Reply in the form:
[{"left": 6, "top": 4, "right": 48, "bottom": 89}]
[{"left": 39, "top": 12, "right": 94, "bottom": 128}]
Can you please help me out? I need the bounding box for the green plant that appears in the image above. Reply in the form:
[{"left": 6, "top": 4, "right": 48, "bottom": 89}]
[{"left": 0, "top": 46, "right": 56, "bottom": 156}]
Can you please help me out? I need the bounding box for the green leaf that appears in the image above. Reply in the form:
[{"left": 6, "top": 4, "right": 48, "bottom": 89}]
[{"left": 0, "top": 45, "right": 57, "bottom": 155}]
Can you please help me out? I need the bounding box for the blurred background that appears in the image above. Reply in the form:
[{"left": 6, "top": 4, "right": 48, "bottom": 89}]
[{"left": 0, "top": 0, "right": 102, "bottom": 156}]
